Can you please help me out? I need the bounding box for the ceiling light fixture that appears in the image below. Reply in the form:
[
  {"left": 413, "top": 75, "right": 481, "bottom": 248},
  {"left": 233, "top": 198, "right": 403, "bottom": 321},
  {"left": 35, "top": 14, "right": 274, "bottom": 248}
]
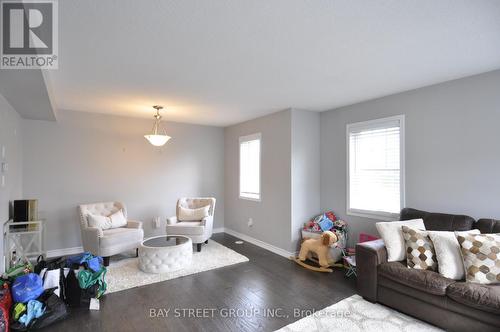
[{"left": 144, "top": 105, "right": 171, "bottom": 146}]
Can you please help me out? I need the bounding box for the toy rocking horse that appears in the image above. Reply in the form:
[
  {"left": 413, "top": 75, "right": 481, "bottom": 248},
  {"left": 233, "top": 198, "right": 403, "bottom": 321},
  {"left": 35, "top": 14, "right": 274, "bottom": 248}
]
[{"left": 292, "top": 231, "right": 343, "bottom": 273}]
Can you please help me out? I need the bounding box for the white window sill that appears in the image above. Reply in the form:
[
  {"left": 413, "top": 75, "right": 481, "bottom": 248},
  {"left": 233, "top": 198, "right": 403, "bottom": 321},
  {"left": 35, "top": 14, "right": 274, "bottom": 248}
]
[
  {"left": 239, "top": 195, "right": 261, "bottom": 202},
  {"left": 347, "top": 210, "right": 400, "bottom": 221}
]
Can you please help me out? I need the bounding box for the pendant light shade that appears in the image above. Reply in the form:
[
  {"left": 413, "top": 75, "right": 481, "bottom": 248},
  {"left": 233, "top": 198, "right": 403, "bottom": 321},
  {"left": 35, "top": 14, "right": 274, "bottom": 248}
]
[
  {"left": 144, "top": 134, "right": 171, "bottom": 146},
  {"left": 144, "top": 105, "right": 171, "bottom": 146}
]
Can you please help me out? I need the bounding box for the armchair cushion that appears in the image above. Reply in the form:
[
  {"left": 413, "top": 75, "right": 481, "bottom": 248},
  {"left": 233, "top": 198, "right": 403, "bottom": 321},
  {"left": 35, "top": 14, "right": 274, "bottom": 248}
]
[
  {"left": 79, "top": 202, "right": 127, "bottom": 227},
  {"left": 100, "top": 228, "right": 143, "bottom": 248},
  {"left": 166, "top": 221, "right": 205, "bottom": 236},
  {"left": 177, "top": 198, "right": 215, "bottom": 216},
  {"left": 178, "top": 205, "right": 210, "bottom": 221},
  {"left": 109, "top": 210, "right": 127, "bottom": 228},
  {"left": 88, "top": 214, "right": 113, "bottom": 229},
  {"left": 87, "top": 209, "right": 127, "bottom": 229}
]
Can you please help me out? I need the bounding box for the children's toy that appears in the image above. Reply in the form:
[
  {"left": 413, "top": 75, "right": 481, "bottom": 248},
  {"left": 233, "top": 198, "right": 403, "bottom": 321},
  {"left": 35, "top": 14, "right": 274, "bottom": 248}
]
[
  {"left": 292, "top": 231, "right": 342, "bottom": 273},
  {"left": 302, "top": 211, "right": 348, "bottom": 248},
  {"left": 343, "top": 255, "right": 357, "bottom": 277},
  {"left": 301, "top": 211, "right": 348, "bottom": 264},
  {"left": 318, "top": 217, "right": 333, "bottom": 231}
]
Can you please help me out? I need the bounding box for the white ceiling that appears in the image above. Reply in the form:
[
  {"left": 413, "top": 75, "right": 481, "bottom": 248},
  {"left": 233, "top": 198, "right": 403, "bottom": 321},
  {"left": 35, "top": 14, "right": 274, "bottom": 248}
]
[
  {"left": 45, "top": 0, "right": 500, "bottom": 126},
  {"left": 0, "top": 70, "right": 55, "bottom": 121}
]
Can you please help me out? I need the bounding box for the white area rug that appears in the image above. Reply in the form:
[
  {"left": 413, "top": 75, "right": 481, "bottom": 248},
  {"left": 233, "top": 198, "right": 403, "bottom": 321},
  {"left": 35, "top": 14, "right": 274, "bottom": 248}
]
[
  {"left": 106, "top": 240, "right": 248, "bottom": 294},
  {"left": 276, "top": 294, "right": 443, "bottom": 332}
]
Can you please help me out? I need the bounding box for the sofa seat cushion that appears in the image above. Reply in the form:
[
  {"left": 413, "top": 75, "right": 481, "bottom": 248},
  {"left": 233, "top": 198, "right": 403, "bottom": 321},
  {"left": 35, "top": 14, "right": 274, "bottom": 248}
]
[
  {"left": 100, "top": 227, "right": 143, "bottom": 247},
  {"left": 447, "top": 282, "right": 500, "bottom": 314},
  {"left": 378, "top": 261, "right": 455, "bottom": 295},
  {"left": 166, "top": 221, "right": 204, "bottom": 235}
]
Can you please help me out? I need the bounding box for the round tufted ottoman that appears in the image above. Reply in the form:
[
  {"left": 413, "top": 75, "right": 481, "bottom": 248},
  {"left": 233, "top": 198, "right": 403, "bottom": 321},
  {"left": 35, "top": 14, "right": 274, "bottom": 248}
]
[{"left": 139, "top": 235, "right": 192, "bottom": 273}]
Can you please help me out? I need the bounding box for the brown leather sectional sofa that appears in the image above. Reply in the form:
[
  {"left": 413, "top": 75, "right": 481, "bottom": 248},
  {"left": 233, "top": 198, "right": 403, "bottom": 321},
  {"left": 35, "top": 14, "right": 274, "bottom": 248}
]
[{"left": 356, "top": 208, "right": 500, "bottom": 332}]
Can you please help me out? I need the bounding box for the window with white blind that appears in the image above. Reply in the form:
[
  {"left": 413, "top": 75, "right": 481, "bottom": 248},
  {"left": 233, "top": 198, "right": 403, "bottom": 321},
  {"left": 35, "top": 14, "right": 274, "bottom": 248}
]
[
  {"left": 239, "top": 133, "right": 261, "bottom": 201},
  {"left": 347, "top": 115, "right": 405, "bottom": 220}
]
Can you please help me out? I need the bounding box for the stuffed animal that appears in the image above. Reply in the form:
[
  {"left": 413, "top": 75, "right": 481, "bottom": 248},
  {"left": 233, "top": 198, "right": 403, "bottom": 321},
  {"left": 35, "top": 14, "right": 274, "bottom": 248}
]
[{"left": 298, "top": 231, "right": 338, "bottom": 268}]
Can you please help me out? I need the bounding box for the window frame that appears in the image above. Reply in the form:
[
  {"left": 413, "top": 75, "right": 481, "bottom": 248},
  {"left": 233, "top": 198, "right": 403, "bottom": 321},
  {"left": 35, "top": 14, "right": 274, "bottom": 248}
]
[
  {"left": 346, "top": 115, "right": 405, "bottom": 221},
  {"left": 239, "top": 132, "right": 262, "bottom": 202}
]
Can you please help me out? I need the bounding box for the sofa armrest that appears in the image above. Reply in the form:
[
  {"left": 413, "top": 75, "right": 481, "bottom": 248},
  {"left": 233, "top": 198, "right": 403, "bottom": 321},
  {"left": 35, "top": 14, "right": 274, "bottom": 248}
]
[
  {"left": 201, "top": 215, "right": 214, "bottom": 238},
  {"left": 356, "top": 239, "right": 387, "bottom": 302},
  {"left": 83, "top": 226, "right": 103, "bottom": 238},
  {"left": 127, "top": 219, "right": 143, "bottom": 229},
  {"left": 167, "top": 216, "right": 178, "bottom": 225},
  {"left": 201, "top": 215, "right": 213, "bottom": 227},
  {"left": 81, "top": 227, "right": 103, "bottom": 254}
]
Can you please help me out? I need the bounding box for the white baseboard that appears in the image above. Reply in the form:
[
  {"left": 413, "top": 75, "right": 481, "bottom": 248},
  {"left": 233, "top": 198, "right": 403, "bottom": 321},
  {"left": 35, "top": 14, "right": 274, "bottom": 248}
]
[
  {"left": 222, "top": 228, "right": 295, "bottom": 258},
  {"left": 45, "top": 228, "right": 294, "bottom": 259},
  {"left": 46, "top": 246, "right": 84, "bottom": 258},
  {"left": 46, "top": 229, "right": 228, "bottom": 258},
  {"left": 212, "top": 227, "right": 225, "bottom": 234}
]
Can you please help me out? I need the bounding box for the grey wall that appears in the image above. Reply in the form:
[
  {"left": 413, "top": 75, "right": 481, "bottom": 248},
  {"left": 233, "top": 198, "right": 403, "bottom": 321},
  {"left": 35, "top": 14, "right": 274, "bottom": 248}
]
[
  {"left": 22, "top": 110, "right": 224, "bottom": 252},
  {"left": 0, "top": 95, "right": 23, "bottom": 222},
  {"left": 0, "top": 94, "right": 23, "bottom": 271},
  {"left": 11, "top": 68, "right": 500, "bottom": 257},
  {"left": 224, "top": 110, "right": 292, "bottom": 251},
  {"left": 320, "top": 69, "right": 500, "bottom": 245},
  {"left": 291, "top": 109, "right": 320, "bottom": 251},
  {"left": 224, "top": 108, "right": 321, "bottom": 253}
]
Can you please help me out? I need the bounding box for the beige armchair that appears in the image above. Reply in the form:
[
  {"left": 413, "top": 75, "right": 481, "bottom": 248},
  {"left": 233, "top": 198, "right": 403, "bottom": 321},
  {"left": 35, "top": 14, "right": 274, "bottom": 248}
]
[
  {"left": 166, "top": 197, "right": 216, "bottom": 252},
  {"left": 78, "top": 201, "right": 143, "bottom": 266}
]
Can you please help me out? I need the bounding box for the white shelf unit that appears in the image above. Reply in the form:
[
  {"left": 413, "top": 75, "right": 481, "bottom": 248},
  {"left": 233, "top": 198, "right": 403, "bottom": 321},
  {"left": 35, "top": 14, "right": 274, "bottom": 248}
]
[{"left": 4, "top": 220, "right": 45, "bottom": 269}]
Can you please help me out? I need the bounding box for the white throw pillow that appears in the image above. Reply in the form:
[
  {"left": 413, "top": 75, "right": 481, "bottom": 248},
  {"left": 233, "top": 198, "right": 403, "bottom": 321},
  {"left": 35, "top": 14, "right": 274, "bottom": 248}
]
[
  {"left": 428, "top": 229, "right": 480, "bottom": 280},
  {"left": 178, "top": 205, "right": 210, "bottom": 221},
  {"left": 376, "top": 219, "right": 425, "bottom": 262},
  {"left": 87, "top": 214, "right": 112, "bottom": 230},
  {"left": 109, "top": 209, "right": 127, "bottom": 228},
  {"left": 87, "top": 209, "right": 127, "bottom": 229}
]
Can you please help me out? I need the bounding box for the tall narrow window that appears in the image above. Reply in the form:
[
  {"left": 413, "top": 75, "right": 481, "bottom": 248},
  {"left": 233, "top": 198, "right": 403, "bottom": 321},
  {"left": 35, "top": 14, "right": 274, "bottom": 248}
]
[
  {"left": 347, "top": 115, "right": 404, "bottom": 219},
  {"left": 239, "top": 133, "right": 261, "bottom": 201}
]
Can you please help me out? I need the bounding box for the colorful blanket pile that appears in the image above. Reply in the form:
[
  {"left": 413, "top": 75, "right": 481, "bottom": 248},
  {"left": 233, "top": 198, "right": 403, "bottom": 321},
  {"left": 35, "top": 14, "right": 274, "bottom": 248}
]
[{"left": 302, "top": 211, "right": 348, "bottom": 245}]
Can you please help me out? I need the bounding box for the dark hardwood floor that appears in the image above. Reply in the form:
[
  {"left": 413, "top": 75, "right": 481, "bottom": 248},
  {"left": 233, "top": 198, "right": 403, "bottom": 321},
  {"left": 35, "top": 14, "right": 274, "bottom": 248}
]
[{"left": 43, "top": 233, "right": 357, "bottom": 332}]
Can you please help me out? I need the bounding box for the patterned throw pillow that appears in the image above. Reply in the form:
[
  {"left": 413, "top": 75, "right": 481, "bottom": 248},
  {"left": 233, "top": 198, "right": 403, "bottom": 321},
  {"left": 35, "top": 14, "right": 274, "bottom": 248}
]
[
  {"left": 402, "top": 226, "right": 438, "bottom": 271},
  {"left": 456, "top": 233, "right": 500, "bottom": 284}
]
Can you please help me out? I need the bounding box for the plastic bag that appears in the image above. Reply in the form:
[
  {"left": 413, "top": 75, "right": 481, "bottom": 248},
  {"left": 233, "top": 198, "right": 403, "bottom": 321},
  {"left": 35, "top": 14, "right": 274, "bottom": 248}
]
[
  {"left": 3, "top": 262, "right": 33, "bottom": 280},
  {"left": 34, "top": 255, "right": 66, "bottom": 275},
  {"left": 0, "top": 283, "right": 12, "bottom": 332},
  {"left": 29, "top": 291, "right": 68, "bottom": 330},
  {"left": 10, "top": 288, "right": 68, "bottom": 331},
  {"left": 62, "top": 269, "right": 81, "bottom": 307},
  {"left": 40, "top": 268, "right": 69, "bottom": 298},
  {"left": 66, "top": 252, "right": 103, "bottom": 272},
  {"left": 63, "top": 269, "right": 101, "bottom": 308},
  {"left": 12, "top": 274, "right": 44, "bottom": 303},
  {"left": 78, "top": 266, "right": 107, "bottom": 299},
  {"left": 18, "top": 300, "right": 45, "bottom": 326}
]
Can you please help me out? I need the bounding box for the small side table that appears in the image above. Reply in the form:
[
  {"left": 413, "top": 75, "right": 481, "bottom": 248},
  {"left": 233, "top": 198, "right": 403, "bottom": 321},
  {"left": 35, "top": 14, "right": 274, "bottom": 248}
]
[{"left": 4, "top": 220, "right": 45, "bottom": 268}]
